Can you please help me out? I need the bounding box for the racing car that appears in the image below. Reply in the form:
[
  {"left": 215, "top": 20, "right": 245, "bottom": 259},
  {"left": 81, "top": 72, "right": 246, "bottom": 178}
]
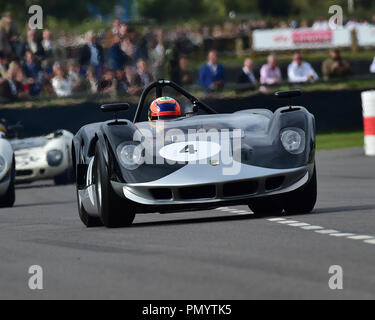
[
  {"left": 72, "top": 80, "right": 317, "bottom": 228},
  {"left": 10, "top": 129, "right": 74, "bottom": 185},
  {"left": 0, "top": 124, "right": 15, "bottom": 208}
]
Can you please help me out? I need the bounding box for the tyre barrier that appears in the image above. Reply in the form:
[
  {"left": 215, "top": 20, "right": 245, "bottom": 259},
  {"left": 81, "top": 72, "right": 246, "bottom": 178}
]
[{"left": 361, "top": 90, "right": 375, "bottom": 156}]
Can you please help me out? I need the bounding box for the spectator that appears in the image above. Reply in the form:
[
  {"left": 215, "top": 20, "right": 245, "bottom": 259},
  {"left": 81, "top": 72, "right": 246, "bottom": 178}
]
[
  {"left": 260, "top": 54, "right": 281, "bottom": 85},
  {"left": 112, "top": 18, "right": 121, "bottom": 36},
  {"left": 322, "top": 49, "right": 351, "bottom": 80},
  {"left": 0, "top": 52, "right": 8, "bottom": 78},
  {"left": 115, "top": 69, "right": 127, "bottom": 95},
  {"left": 108, "top": 35, "right": 128, "bottom": 71},
  {"left": 137, "top": 59, "right": 153, "bottom": 88},
  {"left": 41, "top": 29, "right": 54, "bottom": 58},
  {"left": 99, "top": 69, "right": 117, "bottom": 96},
  {"left": 288, "top": 52, "right": 318, "bottom": 83},
  {"left": 21, "top": 30, "right": 45, "bottom": 60},
  {"left": 22, "top": 50, "right": 43, "bottom": 96},
  {"left": 149, "top": 36, "right": 165, "bottom": 80},
  {"left": 125, "top": 66, "right": 142, "bottom": 95},
  {"left": 0, "top": 62, "right": 27, "bottom": 101},
  {"left": 199, "top": 50, "right": 225, "bottom": 92},
  {"left": 68, "top": 60, "right": 85, "bottom": 92},
  {"left": 177, "top": 56, "right": 192, "bottom": 85},
  {"left": 121, "top": 37, "right": 138, "bottom": 66},
  {"left": 52, "top": 63, "right": 72, "bottom": 97},
  {"left": 118, "top": 23, "right": 128, "bottom": 40},
  {"left": 237, "top": 58, "right": 257, "bottom": 86},
  {"left": 0, "top": 12, "right": 18, "bottom": 59},
  {"left": 79, "top": 31, "right": 104, "bottom": 70},
  {"left": 86, "top": 67, "right": 98, "bottom": 94}
]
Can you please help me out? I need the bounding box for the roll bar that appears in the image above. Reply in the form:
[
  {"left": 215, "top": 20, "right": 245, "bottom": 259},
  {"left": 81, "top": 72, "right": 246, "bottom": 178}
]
[{"left": 133, "top": 80, "right": 217, "bottom": 123}]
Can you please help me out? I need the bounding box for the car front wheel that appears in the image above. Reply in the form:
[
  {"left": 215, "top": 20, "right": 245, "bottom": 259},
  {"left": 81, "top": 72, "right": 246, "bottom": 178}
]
[
  {"left": 0, "top": 159, "right": 15, "bottom": 208},
  {"left": 283, "top": 165, "right": 317, "bottom": 215},
  {"left": 94, "top": 145, "right": 135, "bottom": 228}
]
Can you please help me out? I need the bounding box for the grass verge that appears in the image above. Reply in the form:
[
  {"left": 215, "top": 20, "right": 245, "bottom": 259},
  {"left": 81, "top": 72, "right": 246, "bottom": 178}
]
[{"left": 316, "top": 131, "right": 363, "bottom": 150}]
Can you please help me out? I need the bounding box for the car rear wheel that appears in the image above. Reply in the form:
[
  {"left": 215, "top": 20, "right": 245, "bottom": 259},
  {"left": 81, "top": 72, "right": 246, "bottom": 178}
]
[
  {"left": 0, "top": 159, "right": 15, "bottom": 208},
  {"left": 283, "top": 165, "right": 317, "bottom": 215},
  {"left": 248, "top": 196, "right": 283, "bottom": 217},
  {"left": 94, "top": 145, "right": 135, "bottom": 228}
]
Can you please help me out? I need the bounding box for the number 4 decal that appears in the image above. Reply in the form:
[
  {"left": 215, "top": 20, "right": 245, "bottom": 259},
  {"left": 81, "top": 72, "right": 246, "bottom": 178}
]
[{"left": 180, "top": 144, "right": 197, "bottom": 154}]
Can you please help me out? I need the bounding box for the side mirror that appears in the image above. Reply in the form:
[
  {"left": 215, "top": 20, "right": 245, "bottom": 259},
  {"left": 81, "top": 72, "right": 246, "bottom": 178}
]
[
  {"left": 275, "top": 90, "right": 302, "bottom": 99},
  {"left": 100, "top": 103, "right": 130, "bottom": 113},
  {"left": 100, "top": 103, "right": 130, "bottom": 123}
]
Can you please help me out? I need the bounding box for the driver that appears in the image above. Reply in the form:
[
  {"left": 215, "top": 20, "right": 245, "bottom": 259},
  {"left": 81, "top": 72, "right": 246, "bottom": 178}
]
[{"left": 148, "top": 97, "right": 181, "bottom": 121}]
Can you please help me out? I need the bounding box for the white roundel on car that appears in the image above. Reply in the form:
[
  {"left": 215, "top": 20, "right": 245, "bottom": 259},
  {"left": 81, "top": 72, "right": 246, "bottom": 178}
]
[{"left": 159, "top": 141, "right": 221, "bottom": 162}]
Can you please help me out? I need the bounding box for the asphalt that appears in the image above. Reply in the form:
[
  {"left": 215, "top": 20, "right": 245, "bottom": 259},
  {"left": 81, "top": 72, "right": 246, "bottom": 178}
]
[{"left": 0, "top": 147, "right": 375, "bottom": 299}]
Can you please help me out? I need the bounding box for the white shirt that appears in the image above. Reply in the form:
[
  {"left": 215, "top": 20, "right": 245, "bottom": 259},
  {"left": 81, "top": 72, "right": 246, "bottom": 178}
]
[
  {"left": 370, "top": 58, "right": 375, "bottom": 73},
  {"left": 52, "top": 77, "right": 72, "bottom": 97},
  {"left": 208, "top": 62, "right": 218, "bottom": 75},
  {"left": 242, "top": 66, "right": 257, "bottom": 84},
  {"left": 88, "top": 43, "right": 99, "bottom": 66},
  {"left": 288, "top": 61, "right": 318, "bottom": 83}
]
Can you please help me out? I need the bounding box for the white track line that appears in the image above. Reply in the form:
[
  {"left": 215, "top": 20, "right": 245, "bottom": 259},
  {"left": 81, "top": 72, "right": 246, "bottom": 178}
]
[
  {"left": 329, "top": 233, "right": 355, "bottom": 237},
  {"left": 288, "top": 222, "right": 310, "bottom": 227},
  {"left": 347, "top": 235, "right": 374, "bottom": 240},
  {"left": 315, "top": 229, "right": 339, "bottom": 234},
  {"left": 215, "top": 208, "right": 375, "bottom": 246},
  {"left": 264, "top": 217, "right": 375, "bottom": 246},
  {"left": 301, "top": 225, "right": 323, "bottom": 230}
]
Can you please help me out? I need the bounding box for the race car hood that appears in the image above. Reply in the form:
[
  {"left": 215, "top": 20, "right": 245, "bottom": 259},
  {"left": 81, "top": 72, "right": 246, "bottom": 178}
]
[
  {"left": 107, "top": 108, "right": 314, "bottom": 184},
  {"left": 10, "top": 137, "right": 49, "bottom": 151}
]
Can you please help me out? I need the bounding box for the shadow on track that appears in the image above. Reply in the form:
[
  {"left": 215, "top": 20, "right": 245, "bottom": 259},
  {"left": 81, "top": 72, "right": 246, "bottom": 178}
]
[
  {"left": 15, "top": 183, "right": 74, "bottom": 190},
  {"left": 131, "top": 213, "right": 255, "bottom": 228},
  {"left": 14, "top": 200, "right": 75, "bottom": 208},
  {"left": 313, "top": 204, "right": 375, "bottom": 214}
]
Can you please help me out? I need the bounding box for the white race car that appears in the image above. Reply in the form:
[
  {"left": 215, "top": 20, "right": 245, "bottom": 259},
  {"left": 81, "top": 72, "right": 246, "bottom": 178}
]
[
  {"left": 0, "top": 131, "right": 15, "bottom": 207},
  {"left": 10, "top": 130, "right": 74, "bottom": 185}
]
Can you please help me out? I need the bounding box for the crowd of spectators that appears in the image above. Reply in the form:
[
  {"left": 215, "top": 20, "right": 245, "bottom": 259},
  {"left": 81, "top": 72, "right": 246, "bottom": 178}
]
[
  {"left": 198, "top": 48, "right": 352, "bottom": 93},
  {"left": 0, "top": 13, "right": 165, "bottom": 102},
  {"left": 0, "top": 11, "right": 374, "bottom": 102}
]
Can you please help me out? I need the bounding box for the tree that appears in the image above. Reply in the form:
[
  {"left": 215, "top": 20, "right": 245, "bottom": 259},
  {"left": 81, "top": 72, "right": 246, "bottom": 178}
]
[
  {"left": 0, "top": 0, "right": 119, "bottom": 25},
  {"left": 257, "top": 0, "right": 293, "bottom": 16}
]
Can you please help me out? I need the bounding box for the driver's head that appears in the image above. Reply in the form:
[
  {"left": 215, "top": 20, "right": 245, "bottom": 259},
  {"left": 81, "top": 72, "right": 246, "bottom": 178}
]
[{"left": 148, "top": 97, "right": 181, "bottom": 121}]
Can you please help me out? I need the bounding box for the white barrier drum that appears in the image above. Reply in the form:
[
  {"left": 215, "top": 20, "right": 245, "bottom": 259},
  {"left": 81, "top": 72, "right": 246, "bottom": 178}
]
[{"left": 361, "top": 91, "right": 375, "bottom": 156}]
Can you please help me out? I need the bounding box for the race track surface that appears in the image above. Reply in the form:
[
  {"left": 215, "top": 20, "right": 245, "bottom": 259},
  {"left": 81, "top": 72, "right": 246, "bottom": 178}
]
[{"left": 1, "top": 147, "right": 374, "bottom": 299}]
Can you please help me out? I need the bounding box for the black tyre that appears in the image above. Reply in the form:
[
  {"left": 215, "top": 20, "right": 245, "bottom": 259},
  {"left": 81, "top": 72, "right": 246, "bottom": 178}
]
[
  {"left": 248, "top": 196, "right": 283, "bottom": 217},
  {"left": 76, "top": 187, "right": 103, "bottom": 227},
  {"left": 283, "top": 165, "right": 317, "bottom": 215},
  {"left": 0, "top": 159, "right": 15, "bottom": 208},
  {"left": 94, "top": 145, "right": 135, "bottom": 228}
]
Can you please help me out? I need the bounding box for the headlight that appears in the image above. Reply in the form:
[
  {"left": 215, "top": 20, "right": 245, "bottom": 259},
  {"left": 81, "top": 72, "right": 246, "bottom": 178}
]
[
  {"left": 46, "top": 150, "right": 63, "bottom": 167},
  {"left": 0, "top": 155, "right": 6, "bottom": 174},
  {"left": 280, "top": 128, "right": 305, "bottom": 154},
  {"left": 117, "top": 143, "right": 144, "bottom": 170}
]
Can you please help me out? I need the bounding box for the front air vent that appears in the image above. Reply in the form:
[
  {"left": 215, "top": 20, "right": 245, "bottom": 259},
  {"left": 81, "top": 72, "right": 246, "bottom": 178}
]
[
  {"left": 179, "top": 185, "right": 216, "bottom": 200},
  {"left": 223, "top": 180, "right": 258, "bottom": 197},
  {"left": 150, "top": 188, "right": 172, "bottom": 200},
  {"left": 16, "top": 170, "right": 33, "bottom": 177},
  {"left": 265, "top": 176, "right": 285, "bottom": 191}
]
